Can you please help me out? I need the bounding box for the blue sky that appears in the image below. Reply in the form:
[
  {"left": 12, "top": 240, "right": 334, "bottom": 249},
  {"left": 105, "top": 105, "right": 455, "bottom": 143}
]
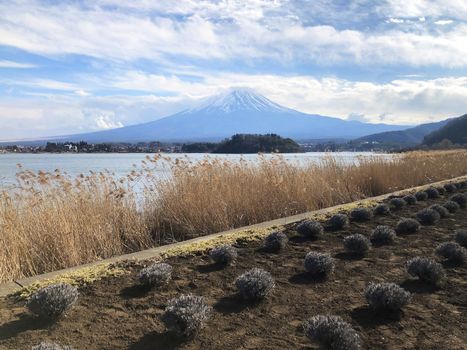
[{"left": 1, "top": 0, "right": 467, "bottom": 140}]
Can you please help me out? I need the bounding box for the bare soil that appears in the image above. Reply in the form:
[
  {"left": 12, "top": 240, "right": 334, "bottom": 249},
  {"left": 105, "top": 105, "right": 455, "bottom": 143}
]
[{"left": 1, "top": 187, "right": 466, "bottom": 350}]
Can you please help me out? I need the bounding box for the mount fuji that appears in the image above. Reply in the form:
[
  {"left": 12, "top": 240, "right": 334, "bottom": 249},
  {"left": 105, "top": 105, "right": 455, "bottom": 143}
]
[{"left": 40, "top": 88, "right": 409, "bottom": 143}]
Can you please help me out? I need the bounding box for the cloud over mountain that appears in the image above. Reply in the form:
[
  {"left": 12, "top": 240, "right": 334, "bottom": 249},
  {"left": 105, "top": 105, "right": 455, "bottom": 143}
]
[{"left": 0, "top": 1, "right": 466, "bottom": 139}]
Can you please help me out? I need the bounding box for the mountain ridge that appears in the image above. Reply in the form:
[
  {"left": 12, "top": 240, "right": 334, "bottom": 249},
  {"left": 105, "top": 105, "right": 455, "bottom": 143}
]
[
  {"left": 6, "top": 89, "right": 411, "bottom": 144},
  {"left": 423, "top": 114, "right": 467, "bottom": 145},
  {"left": 353, "top": 119, "right": 451, "bottom": 146}
]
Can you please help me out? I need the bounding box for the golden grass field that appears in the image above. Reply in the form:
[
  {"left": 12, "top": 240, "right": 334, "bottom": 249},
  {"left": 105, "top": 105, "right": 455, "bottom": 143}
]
[{"left": 1, "top": 150, "right": 466, "bottom": 282}]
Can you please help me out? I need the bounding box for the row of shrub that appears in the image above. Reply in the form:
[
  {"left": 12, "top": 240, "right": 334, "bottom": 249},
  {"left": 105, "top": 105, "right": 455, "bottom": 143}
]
[
  {"left": 28, "top": 182, "right": 467, "bottom": 349},
  {"left": 295, "top": 189, "right": 467, "bottom": 236},
  {"left": 28, "top": 224, "right": 467, "bottom": 349}
]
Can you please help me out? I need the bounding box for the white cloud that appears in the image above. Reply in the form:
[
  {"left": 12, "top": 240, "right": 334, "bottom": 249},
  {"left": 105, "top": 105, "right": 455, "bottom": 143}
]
[
  {"left": 387, "top": 18, "right": 404, "bottom": 24},
  {"left": 0, "top": 93, "right": 197, "bottom": 139},
  {"left": 434, "top": 20, "right": 454, "bottom": 25},
  {"left": 3, "top": 78, "right": 79, "bottom": 91},
  {"left": 108, "top": 71, "right": 467, "bottom": 125},
  {"left": 2, "top": 73, "right": 467, "bottom": 140},
  {"left": 203, "top": 74, "right": 467, "bottom": 125},
  {"left": 75, "top": 90, "right": 90, "bottom": 96},
  {"left": 0, "top": 60, "right": 36, "bottom": 68},
  {"left": 1, "top": 1, "right": 467, "bottom": 67},
  {"left": 87, "top": 111, "right": 124, "bottom": 130},
  {"left": 347, "top": 113, "right": 370, "bottom": 122},
  {"left": 0, "top": 2, "right": 226, "bottom": 61},
  {"left": 381, "top": 0, "right": 467, "bottom": 20},
  {"left": 93, "top": 0, "right": 285, "bottom": 22},
  {"left": 1, "top": 1, "right": 467, "bottom": 140},
  {"left": 112, "top": 72, "right": 204, "bottom": 95}
]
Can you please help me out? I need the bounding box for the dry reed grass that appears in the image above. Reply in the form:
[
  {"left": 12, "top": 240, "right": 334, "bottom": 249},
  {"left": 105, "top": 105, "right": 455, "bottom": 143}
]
[
  {"left": 1, "top": 150, "right": 466, "bottom": 282},
  {"left": 0, "top": 168, "right": 150, "bottom": 282},
  {"left": 147, "top": 150, "right": 467, "bottom": 238}
]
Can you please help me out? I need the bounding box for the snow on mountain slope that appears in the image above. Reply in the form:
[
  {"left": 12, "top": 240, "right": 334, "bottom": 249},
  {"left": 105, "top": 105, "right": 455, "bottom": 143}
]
[{"left": 189, "top": 88, "right": 290, "bottom": 113}]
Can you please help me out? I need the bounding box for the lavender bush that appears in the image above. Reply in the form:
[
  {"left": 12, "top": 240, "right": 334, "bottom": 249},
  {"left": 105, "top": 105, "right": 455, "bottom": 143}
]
[
  {"left": 364, "top": 282, "right": 411, "bottom": 311},
  {"left": 27, "top": 283, "right": 78, "bottom": 320},
  {"left": 161, "top": 294, "right": 212, "bottom": 336},
  {"left": 303, "top": 315, "right": 361, "bottom": 350}
]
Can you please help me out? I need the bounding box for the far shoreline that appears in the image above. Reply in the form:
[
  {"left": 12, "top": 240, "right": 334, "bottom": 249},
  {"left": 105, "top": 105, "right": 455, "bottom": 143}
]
[{"left": 0, "top": 150, "right": 389, "bottom": 155}]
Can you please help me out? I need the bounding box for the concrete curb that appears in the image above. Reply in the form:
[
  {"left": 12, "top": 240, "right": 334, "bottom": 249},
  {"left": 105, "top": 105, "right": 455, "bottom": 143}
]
[{"left": 1, "top": 175, "right": 465, "bottom": 298}]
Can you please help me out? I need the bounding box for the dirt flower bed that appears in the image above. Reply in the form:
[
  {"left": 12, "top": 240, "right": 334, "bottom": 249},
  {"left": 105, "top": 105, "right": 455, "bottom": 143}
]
[{"left": 1, "top": 185, "right": 466, "bottom": 349}]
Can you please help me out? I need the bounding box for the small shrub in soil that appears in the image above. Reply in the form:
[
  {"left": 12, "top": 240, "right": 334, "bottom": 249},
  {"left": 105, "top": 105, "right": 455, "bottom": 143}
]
[
  {"left": 444, "top": 183, "right": 457, "bottom": 193},
  {"left": 304, "top": 252, "right": 335, "bottom": 277},
  {"left": 454, "top": 229, "right": 467, "bottom": 248},
  {"left": 403, "top": 194, "right": 417, "bottom": 205},
  {"left": 443, "top": 200, "right": 460, "bottom": 213},
  {"left": 416, "top": 208, "right": 441, "bottom": 225},
  {"left": 263, "top": 231, "right": 288, "bottom": 251},
  {"left": 27, "top": 283, "right": 78, "bottom": 320},
  {"left": 296, "top": 220, "right": 324, "bottom": 238},
  {"left": 350, "top": 207, "right": 372, "bottom": 222},
  {"left": 235, "top": 268, "right": 275, "bottom": 300},
  {"left": 389, "top": 197, "right": 406, "bottom": 210},
  {"left": 436, "top": 186, "right": 446, "bottom": 195},
  {"left": 210, "top": 245, "right": 238, "bottom": 265},
  {"left": 374, "top": 203, "right": 390, "bottom": 215},
  {"left": 370, "top": 225, "right": 396, "bottom": 245},
  {"left": 364, "top": 282, "right": 411, "bottom": 311},
  {"left": 435, "top": 242, "right": 467, "bottom": 264},
  {"left": 343, "top": 234, "right": 370, "bottom": 255},
  {"left": 425, "top": 187, "right": 440, "bottom": 199},
  {"left": 32, "top": 343, "right": 74, "bottom": 350},
  {"left": 457, "top": 181, "right": 467, "bottom": 188},
  {"left": 328, "top": 214, "right": 349, "bottom": 230},
  {"left": 429, "top": 204, "right": 450, "bottom": 218},
  {"left": 415, "top": 191, "right": 428, "bottom": 201},
  {"left": 138, "top": 262, "right": 173, "bottom": 287},
  {"left": 396, "top": 218, "right": 420, "bottom": 235},
  {"left": 407, "top": 257, "right": 446, "bottom": 285},
  {"left": 303, "top": 315, "right": 361, "bottom": 350},
  {"left": 450, "top": 193, "right": 467, "bottom": 208},
  {"left": 161, "top": 294, "right": 212, "bottom": 337}
]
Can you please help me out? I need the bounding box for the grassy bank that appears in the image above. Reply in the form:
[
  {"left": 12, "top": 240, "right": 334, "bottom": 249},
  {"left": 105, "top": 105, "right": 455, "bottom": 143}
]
[{"left": 1, "top": 150, "right": 466, "bottom": 282}]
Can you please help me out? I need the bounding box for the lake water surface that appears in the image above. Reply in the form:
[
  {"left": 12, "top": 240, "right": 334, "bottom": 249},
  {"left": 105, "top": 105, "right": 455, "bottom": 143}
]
[{"left": 0, "top": 152, "right": 390, "bottom": 188}]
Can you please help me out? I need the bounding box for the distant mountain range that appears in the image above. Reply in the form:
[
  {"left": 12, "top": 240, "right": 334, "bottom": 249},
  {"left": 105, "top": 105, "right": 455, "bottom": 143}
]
[
  {"left": 18, "top": 88, "right": 411, "bottom": 144},
  {"left": 354, "top": 119, "right": 452, "bottom": 146},
  {"left": 423, "top": 114, "right": 467, "bottom": 145}
]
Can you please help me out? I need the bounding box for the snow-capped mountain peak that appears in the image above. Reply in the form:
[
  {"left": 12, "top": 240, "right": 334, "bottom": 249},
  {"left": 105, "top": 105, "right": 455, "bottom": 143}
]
[
  {"left": 189, "top": 88, "right": 290, "bottom": 113},
  {"left": 28, "top": 88, "right": 410, "bottom": 143}
]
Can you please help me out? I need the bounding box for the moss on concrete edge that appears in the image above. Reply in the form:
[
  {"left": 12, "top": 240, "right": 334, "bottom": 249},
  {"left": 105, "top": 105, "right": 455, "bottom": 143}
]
[
  {"left": 12, "top": 263, "right": 127, "bottom": 300},
  {"left": 161, "top": 226, "right": 279, "bottom": 259}
]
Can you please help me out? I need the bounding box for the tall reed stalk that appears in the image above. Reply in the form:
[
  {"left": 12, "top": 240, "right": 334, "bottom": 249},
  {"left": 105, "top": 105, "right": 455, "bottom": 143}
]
[{"left": 0, "top": 150, "right": 466, "bottom": 282}]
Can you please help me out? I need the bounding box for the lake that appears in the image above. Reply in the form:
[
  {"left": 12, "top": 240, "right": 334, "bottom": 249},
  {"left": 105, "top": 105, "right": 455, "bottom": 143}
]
[{"left": 0, "top": 152, "right": 389, "bottom": 188}]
